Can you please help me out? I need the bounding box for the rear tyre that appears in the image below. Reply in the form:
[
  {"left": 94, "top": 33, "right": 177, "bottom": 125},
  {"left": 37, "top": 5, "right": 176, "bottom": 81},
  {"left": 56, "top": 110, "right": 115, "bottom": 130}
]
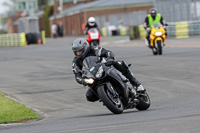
[{"left": 97, "top": 85, "right": 123, "bottom": 114}]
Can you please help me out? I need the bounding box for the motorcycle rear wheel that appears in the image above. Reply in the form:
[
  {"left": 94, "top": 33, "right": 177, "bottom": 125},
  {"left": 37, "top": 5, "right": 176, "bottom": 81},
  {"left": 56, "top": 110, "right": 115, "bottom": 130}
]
[{"left": 97, "top": 85, "right": 124, "bottom": 114}]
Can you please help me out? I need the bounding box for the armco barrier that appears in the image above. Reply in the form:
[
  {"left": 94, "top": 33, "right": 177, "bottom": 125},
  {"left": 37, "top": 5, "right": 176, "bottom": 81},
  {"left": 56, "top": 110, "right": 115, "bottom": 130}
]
[
  {"left": 0, "top": 33, "right": 27, "bottom": 47},
  {"left": 42, "top": 31, "right": 46, "bottom": 44},
  {"left": 175, "top": 22, "right": 189, "bottom": 38},
  {"left": 129, "top": 25, "right": 146, "bottom": 40},
  {"left": 189, "top": 21, "right": 200, "bottom": 36},
  {"left": 130, "top": 21, "right": 200, "bottom": 40},
  {"left": 129, "top": 26, "right": 140, "bottom": 40},
  {"left": 129, "top": 26, "right": 134, "bottom": 40},
  {"left": 119, "top": 27, "right": 128, "bottom": 36},
  {"left": 169, "top": 21, "right": 200, "bottom": 38},
  {"left": 102, "top": 27, "right": 107, "bottom": 37},
  {"left": 138, "top": 25, "right": 146, "bottom": 39},
  {"left": 101, "top": 27, "right": 129, "bottom": 36},
  {"left": 167, "top": 24, "right": 175, "bottom": 37}
]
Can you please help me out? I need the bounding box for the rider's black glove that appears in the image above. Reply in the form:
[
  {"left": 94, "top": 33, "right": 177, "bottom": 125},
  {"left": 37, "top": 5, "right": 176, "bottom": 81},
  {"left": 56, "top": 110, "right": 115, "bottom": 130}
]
[
  {"left": 105, "top": 58, "right": 114, "bottom": 66},
  {"left": 81, "top": 79, "right": 87, "bottom": 86}
]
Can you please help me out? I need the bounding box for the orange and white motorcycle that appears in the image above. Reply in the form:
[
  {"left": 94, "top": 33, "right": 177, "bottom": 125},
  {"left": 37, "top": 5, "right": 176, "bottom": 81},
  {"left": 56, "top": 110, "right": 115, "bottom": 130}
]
[{"left": 146, "top": 22, "right": 167, "bottom": 55}]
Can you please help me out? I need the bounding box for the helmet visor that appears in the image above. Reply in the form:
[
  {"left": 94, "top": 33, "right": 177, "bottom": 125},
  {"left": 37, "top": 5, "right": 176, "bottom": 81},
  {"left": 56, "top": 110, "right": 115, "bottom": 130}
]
[
  {"left": 74, "top": 48, "right": 84, "bottom": 56},
  {"left": 89, "top": 22, "right": 95, "bottom": 26},
  {"left": 151, "top": 13, "right": 156, "bottom": 17}
]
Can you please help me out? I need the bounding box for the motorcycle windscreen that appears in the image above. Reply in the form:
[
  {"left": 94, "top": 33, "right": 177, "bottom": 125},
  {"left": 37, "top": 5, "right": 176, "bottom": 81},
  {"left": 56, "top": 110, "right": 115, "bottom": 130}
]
[
  {"left": 83, "top": 56, "right": 99, "bottom": 69},
  {"left": 88, "top": 28, "right": 99, "bottom": 39},
  {"left": 152, "top": 22, "right": 161, "bottom": 29}
]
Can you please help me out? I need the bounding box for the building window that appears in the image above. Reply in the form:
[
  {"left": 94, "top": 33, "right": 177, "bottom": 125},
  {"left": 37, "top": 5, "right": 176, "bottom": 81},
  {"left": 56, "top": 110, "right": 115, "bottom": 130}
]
[
  {"left": 29, "top": 2, "right": 32, "bottom": 9},
  {"left": 33, "top": 1, "right": 37, "bottom": 9},
  {"left": 18, "top": 2, "right": 26, "bottom": 10},
  {"left": 57, "top": 0, "right": 73, "bottom": 3}
]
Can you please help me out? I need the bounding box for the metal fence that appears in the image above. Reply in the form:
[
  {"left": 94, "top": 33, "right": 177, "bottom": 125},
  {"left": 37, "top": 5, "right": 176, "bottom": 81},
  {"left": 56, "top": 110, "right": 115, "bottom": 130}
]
[
  {"left": 167, "top": 21, "right": 200, "bottom": 38},
  {"left": 154, "top": 0, "right": 199, "bottom": 22},
  {"left": 95, "top": 11, "right": 147, "bottom": 36},
  {"left": 95, "top": 0, "right": 200, "bottom": 36},
  {"left": 96, "top": 10, "right": 147, "bottom": 29},
  {"left": 96, "top": 0, "right": 200, "bottom": 29},
  {"left": 17, "top": 17, "right": 40, "bottom": 34}
]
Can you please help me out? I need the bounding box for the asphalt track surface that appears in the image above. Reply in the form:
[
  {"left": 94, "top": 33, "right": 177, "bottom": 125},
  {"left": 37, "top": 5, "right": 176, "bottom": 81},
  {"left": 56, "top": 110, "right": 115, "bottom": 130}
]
[{"left": 0, "top": 36, "right": 200, "bottom": 133}]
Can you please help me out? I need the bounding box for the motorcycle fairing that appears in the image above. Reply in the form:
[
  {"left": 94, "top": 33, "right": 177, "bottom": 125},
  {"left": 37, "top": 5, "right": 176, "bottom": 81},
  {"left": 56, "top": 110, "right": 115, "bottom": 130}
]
[{"left": 106, "top": 67, "right": 130, "bottom": 106}]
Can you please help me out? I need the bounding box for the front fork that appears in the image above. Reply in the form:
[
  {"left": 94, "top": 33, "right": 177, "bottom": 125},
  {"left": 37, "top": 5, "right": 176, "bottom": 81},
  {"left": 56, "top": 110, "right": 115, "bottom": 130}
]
[
  {"left": 106, "top": 82, "right": 119, "bottom": 98},
  {"left": 151, "top": 38, "right": 164, "bottom": 48}
]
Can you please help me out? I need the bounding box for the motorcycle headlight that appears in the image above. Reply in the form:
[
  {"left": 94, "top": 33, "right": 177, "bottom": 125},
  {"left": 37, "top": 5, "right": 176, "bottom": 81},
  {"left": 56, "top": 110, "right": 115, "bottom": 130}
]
[
  {"left": 84, "top": 78, "right": 94, "bottom": 84},
  {"left": 96, "top": 66, "right": 103, "bottom": 78},
  {"left": 155, "top": 32, "right": 162, "bottom": 36}
]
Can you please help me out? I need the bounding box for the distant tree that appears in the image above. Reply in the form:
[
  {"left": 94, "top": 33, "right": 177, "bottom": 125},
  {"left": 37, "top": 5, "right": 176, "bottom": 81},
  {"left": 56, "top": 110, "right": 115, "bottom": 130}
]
[
  {"left": 0, "top": 14, "right": 7, "bottom": 33},
  {"left": 0, "top": 29, "right": 7, "bottom": 34},
  {"left": 42, "top": 5, "right": 53, "bottom": 37},
  {"left": 38, "top": 0, "right": 49, "bottom": 9}
]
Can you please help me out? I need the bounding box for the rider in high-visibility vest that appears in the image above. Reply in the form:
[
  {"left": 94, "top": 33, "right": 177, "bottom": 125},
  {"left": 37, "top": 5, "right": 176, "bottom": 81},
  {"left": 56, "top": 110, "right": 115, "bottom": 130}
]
[{"left": 144, "top": 8, "right": 167, "bottom": 48}]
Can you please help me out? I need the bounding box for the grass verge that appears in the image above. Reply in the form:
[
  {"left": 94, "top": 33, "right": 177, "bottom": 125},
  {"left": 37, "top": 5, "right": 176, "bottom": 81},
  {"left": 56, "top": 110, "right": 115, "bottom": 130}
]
[{"left": 0, "top": 92, "right": 40, "bottom": 124}]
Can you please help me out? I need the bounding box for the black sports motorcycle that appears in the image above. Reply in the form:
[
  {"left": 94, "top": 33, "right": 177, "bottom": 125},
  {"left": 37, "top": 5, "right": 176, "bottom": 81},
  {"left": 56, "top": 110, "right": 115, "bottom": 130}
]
[{"left": 82, "top": 56, "right": 150, "bottom": 114}]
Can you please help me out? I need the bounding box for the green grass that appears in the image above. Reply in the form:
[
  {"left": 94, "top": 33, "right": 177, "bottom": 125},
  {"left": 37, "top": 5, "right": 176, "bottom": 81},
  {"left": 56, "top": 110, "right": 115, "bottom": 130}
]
[{"left": 0, "top": 92, "right": 40, "bottom": 124}]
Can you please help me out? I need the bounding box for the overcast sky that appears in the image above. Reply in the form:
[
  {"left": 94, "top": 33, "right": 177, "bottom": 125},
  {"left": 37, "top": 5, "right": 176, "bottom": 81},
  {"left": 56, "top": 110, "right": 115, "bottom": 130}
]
[{"left": 0, "top": 0, "right": 12, "bottom": 14}]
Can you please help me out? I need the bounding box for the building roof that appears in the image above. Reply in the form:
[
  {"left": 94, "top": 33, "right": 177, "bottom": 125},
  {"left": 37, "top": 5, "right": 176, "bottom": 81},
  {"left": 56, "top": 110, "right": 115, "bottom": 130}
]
[
  {"left": 50, "top": 0, "right": 153, "bottom": 20},
  {"left": 93, "top": 0, "right": 153, "bottom": 8},
  {"left": 14, "top": 11, "right": 44, "bottom": 25}
]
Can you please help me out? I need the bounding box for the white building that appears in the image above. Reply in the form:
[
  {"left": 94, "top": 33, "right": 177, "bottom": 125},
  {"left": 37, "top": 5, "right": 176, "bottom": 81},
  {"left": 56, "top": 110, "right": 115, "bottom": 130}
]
[{"left": 15, "top": 0, "right": 38, "bottom": 16}]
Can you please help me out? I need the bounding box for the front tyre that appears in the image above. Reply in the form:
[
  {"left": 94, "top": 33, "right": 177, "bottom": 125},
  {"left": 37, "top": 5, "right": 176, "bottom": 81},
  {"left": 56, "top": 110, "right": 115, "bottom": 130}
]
[
  {"left": 97, "top": 85, "right": 124, "bottom": 114},
  {"left": 136, "top": 92, "right": 151, "bottom": 110},
  {"left": 157, "top": 40, "right": 162, "bottom": 55},
  {"left": 152, "top": 48, "right": 158, "bottom": 55},
  {"left": 91, "top": 40, "right": 99, "bottom": 47}
]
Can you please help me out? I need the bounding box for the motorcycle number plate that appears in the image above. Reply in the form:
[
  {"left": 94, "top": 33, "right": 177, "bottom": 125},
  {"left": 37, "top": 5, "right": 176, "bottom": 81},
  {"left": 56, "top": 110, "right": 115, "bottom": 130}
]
[{"left": 90, "top": 32, "right": 99, "bottom": 39}]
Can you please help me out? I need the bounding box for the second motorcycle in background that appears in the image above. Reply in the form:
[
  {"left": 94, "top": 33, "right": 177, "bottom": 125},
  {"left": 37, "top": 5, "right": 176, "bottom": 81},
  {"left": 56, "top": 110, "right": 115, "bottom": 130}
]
[
  {"left": 87, "top": 28, "right": 101, "bottom": 48},
  {"left": 147, "top": 22, "right": 168, "bottom": 55}
]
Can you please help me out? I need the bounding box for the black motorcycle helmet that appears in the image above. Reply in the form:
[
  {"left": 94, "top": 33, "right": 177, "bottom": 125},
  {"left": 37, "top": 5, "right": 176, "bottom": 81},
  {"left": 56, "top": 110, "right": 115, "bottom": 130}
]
[
  {"left": 149, "top": 8, "right": 157, "bottom": 17},
  {"left": 72, "top": 38, "right": 90, "bottom": 59}
]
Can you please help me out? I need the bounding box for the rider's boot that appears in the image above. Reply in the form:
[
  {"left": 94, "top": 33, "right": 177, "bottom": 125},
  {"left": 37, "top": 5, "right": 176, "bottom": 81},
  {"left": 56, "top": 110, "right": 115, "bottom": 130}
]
[
  {"left": 148, "top": 39, "right": 153, "bottom": 48},
  {"left": 164, "top": 32, "right": 167, "bottom": 46},
  {"left": 124, "top": 70, "right": 146, "bottom": 93},
  {"left": 124, "top": 70, "right": 140, "bottom": 87}
]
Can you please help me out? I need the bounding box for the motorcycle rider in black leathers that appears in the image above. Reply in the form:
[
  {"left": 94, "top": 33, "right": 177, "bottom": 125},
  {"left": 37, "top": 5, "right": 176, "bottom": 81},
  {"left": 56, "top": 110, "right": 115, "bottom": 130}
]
[{"left": 72, "top": 38, "right": 145, "bottom": 102}]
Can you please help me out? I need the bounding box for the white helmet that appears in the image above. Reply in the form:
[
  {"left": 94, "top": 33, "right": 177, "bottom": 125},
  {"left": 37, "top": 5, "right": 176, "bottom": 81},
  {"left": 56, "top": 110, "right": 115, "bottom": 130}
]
[{"left": 88, "top": 17, "right": 96, "bottom": 26}]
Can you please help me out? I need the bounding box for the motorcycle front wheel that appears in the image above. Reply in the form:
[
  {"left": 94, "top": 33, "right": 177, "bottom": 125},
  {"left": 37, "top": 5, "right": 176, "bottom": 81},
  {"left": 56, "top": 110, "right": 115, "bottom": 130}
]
[
  {"left": 91, "top": 40, "right": 99, "bottom": 47},
  {"left": 152, "top": 48, "right": 158, "bottom": 55},
  {"left": 157, "top": 40, "right": 162, "bottom": 55},
  {"left": 136, "top": 92, "right": 151, "bottom": 110},
  {"left": 97, "top": 85, "right": 124, "bottom": 114}
]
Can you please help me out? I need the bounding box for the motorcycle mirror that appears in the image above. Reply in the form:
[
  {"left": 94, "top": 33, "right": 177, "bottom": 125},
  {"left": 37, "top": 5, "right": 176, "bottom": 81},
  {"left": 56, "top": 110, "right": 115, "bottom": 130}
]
[
  {"left": 164, "top": 23, "right": 168, "bottom": 26},
  {"left": 128, "top": 64, "right": 131, "bottom": 67}
]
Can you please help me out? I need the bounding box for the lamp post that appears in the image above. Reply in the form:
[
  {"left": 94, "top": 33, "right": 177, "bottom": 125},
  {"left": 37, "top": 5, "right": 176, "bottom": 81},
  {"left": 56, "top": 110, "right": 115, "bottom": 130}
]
[
  {"left": 73, "top": 0, "right": 77, "bottom": 4},
  {"left": 58, "top": 0, "right": 63, "bottom": 12}
]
